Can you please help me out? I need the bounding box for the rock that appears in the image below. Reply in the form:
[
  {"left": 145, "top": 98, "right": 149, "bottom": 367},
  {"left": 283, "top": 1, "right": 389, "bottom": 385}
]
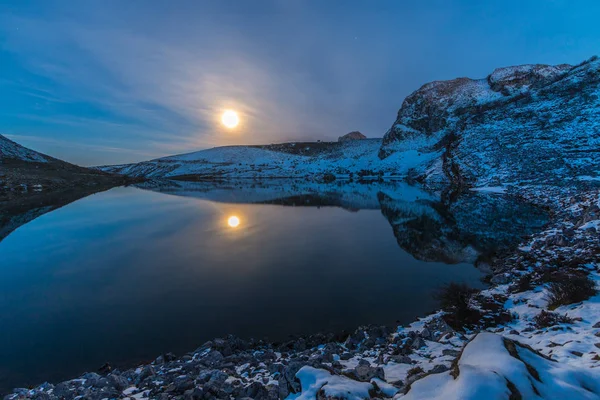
[
  {"left": 338, "top": 131, "right": 367, "bottom": 142},
  {"left": 442, "top": 349, "right": 461, "bottom": 357},
  {"left": 97, "top": 363, "right": 112, "bottom": 375},
  {"left": 92, "top": 376, "right": 110, "bottom": 388},
  {"left": 294, "top": 338, "right": 307, "bottom": 352},
  {"left": 172, "top": 375, "right": 195, "bottom": 393},
  {"left": 242, "top": 382, "right": 269, "bottom": 399},
  {"left": 345, "top": 329, "right": 367, "bottom": 350},
  {"left": 196, "top": 369, "right": 216, "bottom": 384},
  {"left": 490, "top": 273, "right": 511, "bottom": 285},
  {"left": 52, "top": 383, "right": 73, "bottom": 399},
  {"left": 107, "top": 374, "right": 129, "bottom": 391},
  {"left": 80, "top": 372, "right": 101, "bottom": 387},
  {"left": 350, "top": 360, "right": 385, "bottom": 382},
  {"left": 423, "top": 317, "right": 454, "bottom": 341},
  {"left": 388, "top": 355, "right": 412, "bottom": 364},
  {"left": 429, "top": 364, "right": 450, "bottom": 374},
  {"left": 200, "top": 350, "right": 224, "bottom": 367},
  {"left": 571, "top": 351, "right": 584, "bottom": 357},
  {"left": 411, "top": 337, "right": 426, "bottom": 349},
  {"left": 183, "top": 387, "right": 204, "bottom": 400},
  {"left": 136, "top": 365, "right": 155, "bottom": 384},
  {"left": 279, "top": 361, "right": 304, "bottom": 396}
]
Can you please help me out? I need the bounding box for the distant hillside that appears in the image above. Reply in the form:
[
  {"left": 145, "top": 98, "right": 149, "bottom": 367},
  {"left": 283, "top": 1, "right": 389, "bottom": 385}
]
[
  {"left": 0, "top": 133, "right": 130, "bottom": 195},
  {"left": 0, "top": 134, "right": 136, "bottom": 242},
  {"left": 96, "top": 139, "right": 433, "bottom": 181},
  {"left": 0, "top": 134, "right": 51, "bottom": 163}
]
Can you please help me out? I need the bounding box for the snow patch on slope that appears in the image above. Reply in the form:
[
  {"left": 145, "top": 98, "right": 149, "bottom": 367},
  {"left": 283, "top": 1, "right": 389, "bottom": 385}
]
[
  {"left": 400, "top": 333, "right": 600, "bottom": 400},
  {"left": 288, "top": 367, "right": 374, "bottom": 400},
  {"left": 0, "top": 135, "right": 48, "bottom": 163}
]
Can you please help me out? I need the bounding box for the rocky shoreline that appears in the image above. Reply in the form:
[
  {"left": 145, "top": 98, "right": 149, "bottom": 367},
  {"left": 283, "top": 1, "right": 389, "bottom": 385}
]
[{"left": 4, "top": 184, "right": 599, "bottom": 400}]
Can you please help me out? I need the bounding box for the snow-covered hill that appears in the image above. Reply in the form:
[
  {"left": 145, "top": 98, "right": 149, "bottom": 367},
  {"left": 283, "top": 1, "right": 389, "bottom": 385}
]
[
  {"left": 0, "top": 134, "right": 49, "bottom": 163},
  {"left": 98, "top": 139, "right": 438, "bottom": 180},
  {"left": 381, "top": 57, "right": 600, "bottom": 187}
]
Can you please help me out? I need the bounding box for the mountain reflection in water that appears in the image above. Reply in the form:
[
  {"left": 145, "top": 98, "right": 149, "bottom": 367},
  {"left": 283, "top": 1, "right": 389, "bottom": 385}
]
[{"left": 140, "top": 180, "right": 548, "bottom": 265}]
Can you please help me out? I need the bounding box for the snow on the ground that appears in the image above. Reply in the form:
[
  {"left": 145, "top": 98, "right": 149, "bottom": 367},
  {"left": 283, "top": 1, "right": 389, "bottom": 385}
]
[
  {"left": 399, "top": 332, "right": 600, "bottom": 400},
  {"left": 578, "top": 175, "right": 600, "bottom": 182},
  {"left": 289, "top": 367, "right": 374, "bottom": 400},
  {"left": 469, "top": 186, "right": 507, "bottom": 194},
  {"left": 501, "top": 270, "right": 600, "bottom": 370}
]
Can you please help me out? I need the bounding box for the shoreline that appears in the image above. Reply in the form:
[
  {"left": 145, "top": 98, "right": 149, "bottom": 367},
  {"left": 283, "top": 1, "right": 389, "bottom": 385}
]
[{"left": 4, "top": 184, "right": 600, "bottom": 400}]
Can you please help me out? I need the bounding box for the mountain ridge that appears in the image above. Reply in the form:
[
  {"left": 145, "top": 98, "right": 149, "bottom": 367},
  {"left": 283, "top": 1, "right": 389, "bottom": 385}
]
[
  {"left": 0, "top": 134, "right": 51, "bottom": 164},
  {"left": 97, "top": 56, "right": 600, "bottom": 189}
]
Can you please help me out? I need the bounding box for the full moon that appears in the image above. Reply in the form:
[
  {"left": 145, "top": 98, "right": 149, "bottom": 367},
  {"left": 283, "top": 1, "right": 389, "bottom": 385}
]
[
  {"left": 227, "top": 215, "right": 240, "bottom": 228},
  {"left": 221, "top": 110, "right": 239, "bottom": 129}
]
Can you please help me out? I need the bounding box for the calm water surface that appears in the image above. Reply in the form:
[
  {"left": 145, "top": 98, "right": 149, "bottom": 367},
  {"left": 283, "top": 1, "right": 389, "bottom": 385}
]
[{"left": 0, "top": 182, "right": 545, "bottom": 392}]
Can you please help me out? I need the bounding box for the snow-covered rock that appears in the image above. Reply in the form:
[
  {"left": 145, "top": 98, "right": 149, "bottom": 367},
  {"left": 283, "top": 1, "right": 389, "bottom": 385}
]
[
  {"left": 400, "top": 333, "right": 600, "bottom": 400},
  {"left": 289, "top": 367, "right": 378, "bottom": 400},
  {"left": 380, "top": 56, "right": 600, "bottom": 187}
]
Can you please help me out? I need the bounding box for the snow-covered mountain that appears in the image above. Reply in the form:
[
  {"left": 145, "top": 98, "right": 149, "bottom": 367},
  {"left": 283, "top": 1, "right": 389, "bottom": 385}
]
[
  {"left": 0, "top": 134, "right": 49, "bottom": 163},
  {"left": 98, "top": 56, "right": 600, "bottom": 189},
  {"left": 97, "top": 139, "right": 436, "bottom": 180},
  {"left": 380, "top": 57, "right": 600, "bottom": 187}
]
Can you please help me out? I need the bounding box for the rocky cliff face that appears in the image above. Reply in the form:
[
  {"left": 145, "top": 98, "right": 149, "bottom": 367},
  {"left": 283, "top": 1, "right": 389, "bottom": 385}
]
[{"left": 380, "top": 57, "right": 600, "bottom": 187}]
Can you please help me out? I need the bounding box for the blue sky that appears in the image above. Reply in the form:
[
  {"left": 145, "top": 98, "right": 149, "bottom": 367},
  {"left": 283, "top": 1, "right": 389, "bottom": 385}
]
[{"left": 1, "top": 0, "right": 599, "bottom": 166}]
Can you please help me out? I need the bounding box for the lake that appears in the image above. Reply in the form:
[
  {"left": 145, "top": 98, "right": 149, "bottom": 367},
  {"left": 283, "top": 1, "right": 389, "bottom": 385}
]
[{"left": 0, "top": 181, "right": 548, "bottom": 392}]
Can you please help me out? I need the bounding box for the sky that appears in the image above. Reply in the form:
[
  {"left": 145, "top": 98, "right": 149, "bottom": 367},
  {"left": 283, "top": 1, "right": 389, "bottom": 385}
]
[{"left": 1, "top": 0, "right": 599, "bottom": 166}]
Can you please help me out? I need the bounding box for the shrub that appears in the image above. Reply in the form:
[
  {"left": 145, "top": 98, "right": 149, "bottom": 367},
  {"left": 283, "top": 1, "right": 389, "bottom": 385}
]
[
  {"left": 436, "top": 283, "right": 476, "bottom": 311},
  {"left": 533, "top": 310, "right": 574, "bottom": 328},
  {"left": 435, "top": 283, "right": 481, "bottom": 330},
  {"left": 321, "top": 173, "right": 336, "bottom": 183},
  {"left": 546, "top": 273, "right": 597, "bottom": 310},
  {"left": 510, "top": 274, "right": 533, "bottom": 293},
  {"left": 406, "top": 366, "right": 424, "bottom": 377}
]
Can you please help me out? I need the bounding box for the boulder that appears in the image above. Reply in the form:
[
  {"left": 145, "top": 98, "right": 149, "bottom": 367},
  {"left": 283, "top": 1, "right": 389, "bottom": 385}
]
[{"left": 338, "top": 131, "right": 367, "bottom": 142}]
